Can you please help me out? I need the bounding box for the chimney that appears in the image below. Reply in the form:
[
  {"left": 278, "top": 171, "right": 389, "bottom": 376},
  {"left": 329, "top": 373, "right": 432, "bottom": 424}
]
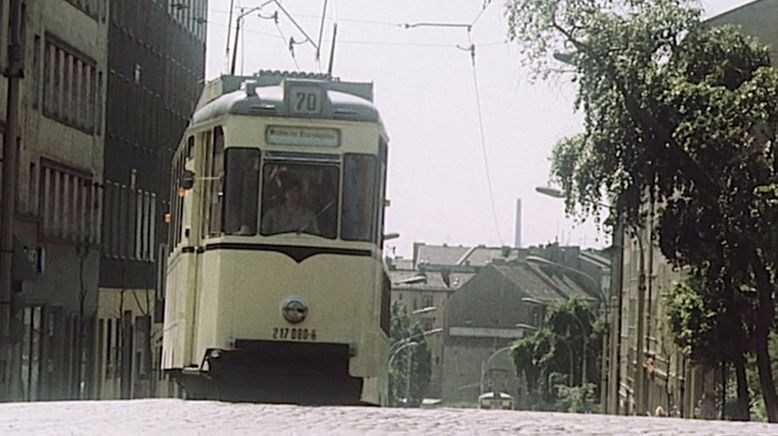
[{"left": 514, "top": 198, "right": 522, "bottom": 249}]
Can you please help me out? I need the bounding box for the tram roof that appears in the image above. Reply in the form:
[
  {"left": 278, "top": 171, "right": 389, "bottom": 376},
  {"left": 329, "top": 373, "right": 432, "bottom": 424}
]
[{"left": 191, "top": 71, "right": 382, "bottom": 125}]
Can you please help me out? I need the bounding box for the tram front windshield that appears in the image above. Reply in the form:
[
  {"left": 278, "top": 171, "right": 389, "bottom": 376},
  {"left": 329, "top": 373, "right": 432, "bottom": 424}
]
[
  {"left": 260, "top": 163, "right": 340, "bottom": 239},
  {"left": 221, "top": 152, "right": 379, "bottom": 242}
]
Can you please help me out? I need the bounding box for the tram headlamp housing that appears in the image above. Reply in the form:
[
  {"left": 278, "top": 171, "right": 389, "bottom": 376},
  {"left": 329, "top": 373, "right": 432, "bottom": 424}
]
[{"left": 281, "top": 296, "right": 309, "bottom": 324}]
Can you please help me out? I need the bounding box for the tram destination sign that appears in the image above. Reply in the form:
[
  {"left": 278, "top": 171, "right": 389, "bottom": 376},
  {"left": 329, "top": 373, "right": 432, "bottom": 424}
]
[{"left": 266, "top": 126, "right": 340, "bottom": 147}]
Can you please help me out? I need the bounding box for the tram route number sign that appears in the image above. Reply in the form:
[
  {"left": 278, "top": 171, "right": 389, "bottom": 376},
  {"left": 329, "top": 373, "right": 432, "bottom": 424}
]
[
  {"left": 288, "top": 85, "right": 323, "bottom": 115},
  {"left": 272, "top": 327, "right": 317, "bottom": 341}
]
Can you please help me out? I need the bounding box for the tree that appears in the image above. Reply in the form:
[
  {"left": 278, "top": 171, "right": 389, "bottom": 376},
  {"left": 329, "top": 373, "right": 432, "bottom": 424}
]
[
  {"left": 389, "top": 301, "right": 432, "bottom": 407},
  {"left": 506, "top": 0, "right": 778, "bottom": 420},
  {"left": 665, "top": 277, "right": 753, "bottom": 420},
  {"left": 512, "top": 297, "right": 603, "bottom": 411}
]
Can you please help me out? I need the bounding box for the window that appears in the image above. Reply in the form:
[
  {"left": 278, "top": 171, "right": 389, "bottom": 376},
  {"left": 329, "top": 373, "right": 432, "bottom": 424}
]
[
  {"left": 342, "top": 154, "right": 378, "bottom": 242},
  {"left": 42, "top": 33, "right": 100, "bottom": 134},
  {"left": 422, "top": 295, "right": 434, "bottom": 308},
  {"left": 169, "top": 146, "right": 187, "bottom": 248},
  {"left": 32, "top": 35, "right": 40, "bottom": 109},
  {"left": 260, "top": 161, "right": 339, "bottom": 239},
  {"left": 38, "top": 160, "right": 101, "bottom": 243},
  {"left": 208, "top": 127, "right": 224, "bottom": 235},
  {"left": 223, "top": 148, "right": 260, "bottom": 235},
  {"left": 65, "top": 0, "right": 100, "bottom": 19}
]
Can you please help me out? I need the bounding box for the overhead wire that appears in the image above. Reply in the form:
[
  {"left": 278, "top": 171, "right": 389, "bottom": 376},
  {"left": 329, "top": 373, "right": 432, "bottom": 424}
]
[
  {"left": 272, "top": 14, "right": 302, "bottom": 71},
  {"left": 470, "top": 0, "right": 494, "bottom": 27},
  {"left": 213, "top": 2, "right": 508, "bottom": 246},
  {"left": 316, "top": 0, "right": 329, "bottom": 66},
  {"left": 465, "top": 30, "right": 504, "bottom": 246}
]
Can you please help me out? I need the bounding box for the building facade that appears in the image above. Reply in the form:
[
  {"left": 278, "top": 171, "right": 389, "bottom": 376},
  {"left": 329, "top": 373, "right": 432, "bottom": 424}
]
[
  {"left": 441, "top": 259, "right": 599, "bottom": 404},
  {"left": 605, "top": 0, "right": 778, "bottom": 419},
  {"left": 389, "top": 242, "right": 608, "bottom": 402},
  {"left": 1, "top": 0, "right": 110, "bottom": 401},
  {"left": 389, "top": 255, "right": 474, "bottom": 399},
  {"left": 94, "top": 0, "right": 207, "bottom": 399}
]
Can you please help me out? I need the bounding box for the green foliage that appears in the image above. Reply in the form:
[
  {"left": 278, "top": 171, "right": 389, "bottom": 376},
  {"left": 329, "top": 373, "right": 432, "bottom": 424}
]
[
  {"left": 389, "top": 301, "right": 432, "bottom": 407},
  {"left": 506, "top": 0, "right": 778, "bottom": 419},
  {"left": 511, "top": 297, "right": 603, "bottom": 411},
  {"left": 556, "top": 383, "right": 597, "bottom": 413}
]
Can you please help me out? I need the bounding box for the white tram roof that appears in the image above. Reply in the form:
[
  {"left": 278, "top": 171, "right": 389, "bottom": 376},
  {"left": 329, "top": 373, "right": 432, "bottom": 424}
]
[{"left": 191, "top": 71, "right": 382, "bottom": 125}]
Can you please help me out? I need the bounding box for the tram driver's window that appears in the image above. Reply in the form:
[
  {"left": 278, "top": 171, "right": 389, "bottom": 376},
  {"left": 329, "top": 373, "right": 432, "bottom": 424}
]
[
  {"left": 223, "top": 148, "right": 260, "bottom": 235},
  {"left": 260, "top": 163, "right": 338, "bottom": 239},
  {"left": 342, "top": 154, "right": 377, "bottom": 242}
]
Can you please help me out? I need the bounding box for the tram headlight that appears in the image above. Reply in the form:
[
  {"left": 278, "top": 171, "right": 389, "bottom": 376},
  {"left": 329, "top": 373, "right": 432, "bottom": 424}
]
[{"left": 281, "top": 296, "right": 309, "bottom": 324}]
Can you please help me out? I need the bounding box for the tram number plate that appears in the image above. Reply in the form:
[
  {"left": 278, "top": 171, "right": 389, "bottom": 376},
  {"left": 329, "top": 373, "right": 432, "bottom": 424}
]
[
  {"left": 272, "top": 327, "right": 317, "bottom": 341},
  {"left": 289, "top": 86, "right": 322, "bottom": 115}
]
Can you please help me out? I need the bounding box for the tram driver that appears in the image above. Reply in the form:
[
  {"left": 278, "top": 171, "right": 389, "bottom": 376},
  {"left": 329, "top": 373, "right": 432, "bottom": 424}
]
[{"left": 261, "top": 176, "right": 320, "bottom": 235}]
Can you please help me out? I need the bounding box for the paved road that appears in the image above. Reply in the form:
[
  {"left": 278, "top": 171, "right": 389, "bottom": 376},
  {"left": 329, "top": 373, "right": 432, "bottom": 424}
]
[{"left": 1, "top": 399, "right": 777, "bottom": 435}]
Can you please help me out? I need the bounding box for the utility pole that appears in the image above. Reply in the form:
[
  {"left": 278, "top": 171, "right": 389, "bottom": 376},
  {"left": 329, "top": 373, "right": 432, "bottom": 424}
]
[{"left": 1, "top": 0, "right": 24, "bottom": 402}]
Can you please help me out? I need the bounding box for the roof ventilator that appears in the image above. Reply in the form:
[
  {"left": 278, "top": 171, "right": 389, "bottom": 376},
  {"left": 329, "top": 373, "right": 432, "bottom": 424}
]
[{"left": 243, "top": 80, "right": 258, "bottom": 97}]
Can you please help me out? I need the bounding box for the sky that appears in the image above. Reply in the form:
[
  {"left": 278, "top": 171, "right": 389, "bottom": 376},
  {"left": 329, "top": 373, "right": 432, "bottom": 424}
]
[{"left": 204, "top": 0, "right": 754, "bottom": 257}]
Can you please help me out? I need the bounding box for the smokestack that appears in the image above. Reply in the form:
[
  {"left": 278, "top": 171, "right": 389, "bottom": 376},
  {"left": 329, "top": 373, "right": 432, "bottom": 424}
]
[{"left": 514, "top": 198, "right": 522, "bottom": 248}]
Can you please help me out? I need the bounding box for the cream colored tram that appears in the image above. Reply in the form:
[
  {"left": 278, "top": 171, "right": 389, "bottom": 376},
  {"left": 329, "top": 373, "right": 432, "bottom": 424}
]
[{"left": 162, "top": 72, "right": 391, "bottom": 405}]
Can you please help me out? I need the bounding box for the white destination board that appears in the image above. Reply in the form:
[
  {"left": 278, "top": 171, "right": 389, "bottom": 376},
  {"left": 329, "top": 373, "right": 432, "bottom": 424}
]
[{"left": 266, "top": 126, "right": 340, "bottom": 147}]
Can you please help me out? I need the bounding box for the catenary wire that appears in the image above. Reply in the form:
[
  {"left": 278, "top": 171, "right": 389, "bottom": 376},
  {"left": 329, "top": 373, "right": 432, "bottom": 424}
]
[{"left": 466, "top": 32, "right": 504, "bottom": 246}]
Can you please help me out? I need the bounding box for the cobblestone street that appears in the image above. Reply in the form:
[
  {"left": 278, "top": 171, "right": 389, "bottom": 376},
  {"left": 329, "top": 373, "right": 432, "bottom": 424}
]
[{"left": 1, "top": 399, "right": 777, "bottom": 435}]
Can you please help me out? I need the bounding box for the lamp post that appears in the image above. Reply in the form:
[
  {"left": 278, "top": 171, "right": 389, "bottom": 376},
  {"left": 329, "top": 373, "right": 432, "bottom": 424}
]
[
  {"left": 389, "top": 341, "right": 419, "bottom": 406},
  {"left": 535, "top": 185, "right": 621, "bottom": 411},
  {"left": 389, "top": 326, "right": 442, "bottom": 406},
  {"left": 390, "top": 327, "right": 442, "bottom": 353},
  {"left": 569, "top": 312, "right": 588, "bottom": 387},
  {"left": 480, "top": 346, "right": 514, "bottom": 394}
]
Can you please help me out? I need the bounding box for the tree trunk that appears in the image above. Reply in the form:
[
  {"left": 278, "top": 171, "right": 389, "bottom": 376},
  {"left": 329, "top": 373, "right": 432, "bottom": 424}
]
[
  {"left": 734, "top": 355, "right": 751, "bottom": 421},
  {"left": 720, "top": 361, "right": 727, "bottom": 420},
  {"left": 755, "top": 333, "right": 778, "bottom": 422},
  {"left": 750, "top": 249, "right": 778, "bottom": 422}
]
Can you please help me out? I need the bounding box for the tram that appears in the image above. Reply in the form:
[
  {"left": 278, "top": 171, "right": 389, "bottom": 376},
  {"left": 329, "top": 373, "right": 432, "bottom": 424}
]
[{"left": 161, "top": 71, "right": 391, "bottom": 405}]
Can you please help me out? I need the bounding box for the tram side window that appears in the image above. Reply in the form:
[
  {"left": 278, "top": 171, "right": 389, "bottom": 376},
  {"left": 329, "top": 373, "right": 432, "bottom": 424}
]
[
  {"left": 342, "top": 154, "right": 378, "bottom": 242},
  {"left": 208, "top": 127, "right": 225, "bottom": 235},
  {"left": 260, "top": 163, "right": 339, "bottom": 239},
  {"left": 223, "top": 148, "right": 260, "bottom": 235}
]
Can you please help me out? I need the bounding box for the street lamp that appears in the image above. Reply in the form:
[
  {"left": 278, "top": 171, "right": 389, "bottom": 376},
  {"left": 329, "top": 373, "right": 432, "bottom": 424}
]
[
  {"left": 480, "top": 346, "right": 514, "bottom": 394},
  {"left": 535, "top": 184, "right": 626, "bottom": 412},
  {"left": 390, "top": 328, "right": 442, "bottom": 354},
  {"left": 411, "top": 306, "right": 437, "bottom": 315},
  {"left": 524, "top": 257, "right": 590, "bottom": 387},
  {"left": 535, "top": 186, "right": 566, "bottom": 199},
  {"left": 569, "top": 312, "right": 588, "bottom": 387},
  {"left": 389, "top": 341, "right": 419, "bottom": 407}
]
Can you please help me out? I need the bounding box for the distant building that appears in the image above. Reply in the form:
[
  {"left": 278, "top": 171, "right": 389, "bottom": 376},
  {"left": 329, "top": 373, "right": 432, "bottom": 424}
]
[
  {"left": 389, "top": 242, "right": 609, "bottom": 402},
  {"left": 94, "top": 0, "right": 207, "bottom": 400},
  {"left": 388, "top": 256, "right": 475, "bottom": 398},
  {"left": 441, "top": 258, "right": 600, "bottom": 404}
]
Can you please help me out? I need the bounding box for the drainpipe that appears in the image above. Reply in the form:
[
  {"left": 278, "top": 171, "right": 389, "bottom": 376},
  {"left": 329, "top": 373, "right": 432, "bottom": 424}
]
[
  {"left": 607, "top": 216, "right": 625, "bottom": 414},
  {"left": 1, "top": 0, "right": 24, "bottom": 402},
  {"left": 634, "top": 228, "right": 646, "bottom": 415}
]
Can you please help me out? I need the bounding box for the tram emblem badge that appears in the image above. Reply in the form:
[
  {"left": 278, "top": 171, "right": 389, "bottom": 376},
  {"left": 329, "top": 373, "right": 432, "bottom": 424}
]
[{"left": 281, "top": 296, "right": 309, "bottom": 324}]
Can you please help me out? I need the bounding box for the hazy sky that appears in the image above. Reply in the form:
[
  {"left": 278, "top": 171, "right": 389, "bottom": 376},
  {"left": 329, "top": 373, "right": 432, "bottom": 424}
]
[{"left": 205, "top": 0, "right": 753, "bottom": 256}]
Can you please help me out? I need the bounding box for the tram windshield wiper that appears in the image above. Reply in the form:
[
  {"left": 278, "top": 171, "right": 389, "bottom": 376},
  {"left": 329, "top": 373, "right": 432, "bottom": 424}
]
[{"left": 297, "top": 200, "right": 335, "bottom": 235}]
